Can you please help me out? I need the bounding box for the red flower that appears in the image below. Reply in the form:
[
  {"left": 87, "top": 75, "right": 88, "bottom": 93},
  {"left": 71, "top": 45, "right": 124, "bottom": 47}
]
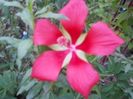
[{"left": 32, "top": 0, "right": 124, "bottom": 98}]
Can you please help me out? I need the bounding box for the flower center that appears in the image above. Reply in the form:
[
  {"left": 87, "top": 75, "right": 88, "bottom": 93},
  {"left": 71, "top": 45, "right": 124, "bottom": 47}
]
[
  {"left": 70, "top": 44, "right": 76, "bottom": 52},
  {"left": 57, "top": 36, "right": 76, "bottom": 52},
  {"left": 57, "top": 36, "right": 70, "bottom": 47}
]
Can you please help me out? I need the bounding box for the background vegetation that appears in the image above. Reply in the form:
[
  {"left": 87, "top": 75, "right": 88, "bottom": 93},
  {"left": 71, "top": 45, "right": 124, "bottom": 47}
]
[{"left": 0, "top": 0, "right": 133, "bottom": 99}]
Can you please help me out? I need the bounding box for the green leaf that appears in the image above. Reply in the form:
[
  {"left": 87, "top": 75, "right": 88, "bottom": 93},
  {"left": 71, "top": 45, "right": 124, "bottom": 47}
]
[
  {"left": 17, "top": 80, "right": 36, "bottom": 95},
  {"left": 17, "top": 39, "right": 32, "bottom": 60},
  {"left": 58, "top": 94, "right": 74, "bottom": 99},
  {"left": 125, "top": 88, "right": 133, "bottom": 99},
  {"left": 0, "top": 63, "right": 12, "bottom": 69},
  {"left": 26, "top": 0, "right": 35, "bottom": 6},
  {"left": 0, "top": 71, "right": 17, "bottom": 96},
  {"left": 35, "top": 4, "right": 52, "bottom": 16},
  {"left": 102, "top": 83, "right": 114, "bottom": 93},
  {"left": 116, "top": 11, "right": 129, "bottom": 25},
  {"left": 124, "top": 64, "right": 133, "bottom": 73},
  {"left": 16, "top": 39, "right": 32, "bottom": 68},
  {"left": 16, "top": 8, "right": 34, "bottom": 30},
  {"left": 93, "top": 86, "right": 101, "bottom": 99},
  {"left": 89, "top": 94, "right": 100, "bottom": 99},
  {"left": 34, "top": 83, "right": 52, "bottom": 99},
  {"left": 20, "top": 69, "right": 32, "bottom": 85},
  {"left": 94, "top": 62, "right": 106, "bottom": 73},
  {"left": 39, "top": 92, "right": 50, "bottom": 99},
  {"left": 107, "top": 60, "right": 122, "bottom": 74},
  {"left": 55, "top": 0, "right": 67, "bottom": 8},
  {"left": 0, "top": 37, "right": 20, "bottom": 47},
  {"left": 26, "top": 83, "right": 43, "bottom": 99},
  {"left": 0, "top": 95, "right": 16, "bottom": 99},
  {"left": 26, "top": 0, "right": 35, "bottom": 14},
  {"left": 37, "top": 12, "right": 68, "bottom": 20},
  {"left": 0, "top": 0, "right": 23, "bottom": 9},
  {"left": 57, "top": 74, "right": 69, "bottom": 87}
]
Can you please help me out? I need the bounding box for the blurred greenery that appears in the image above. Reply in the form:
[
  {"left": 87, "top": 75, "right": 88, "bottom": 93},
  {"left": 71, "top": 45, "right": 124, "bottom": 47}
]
[{"left": 0, "top": 0, "right": 133, "bottom": 99}]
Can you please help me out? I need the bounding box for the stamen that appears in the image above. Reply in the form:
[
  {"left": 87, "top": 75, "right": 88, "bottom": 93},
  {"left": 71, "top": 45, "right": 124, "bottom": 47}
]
[
  {"left": 57, "top": 36, "right": 70, "bottom": 47},
  {"left": 57, "top": 36, "right": 77, "bottom": 52}
]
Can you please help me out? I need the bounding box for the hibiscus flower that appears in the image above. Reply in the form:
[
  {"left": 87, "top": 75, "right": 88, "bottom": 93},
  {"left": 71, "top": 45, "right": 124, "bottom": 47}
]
[{"left": 32, "top": 0, "right": 124, "bottom": 98}]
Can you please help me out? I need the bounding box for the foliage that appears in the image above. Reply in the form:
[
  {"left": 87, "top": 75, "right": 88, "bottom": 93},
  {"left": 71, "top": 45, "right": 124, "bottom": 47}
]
[{"left": 0, "top": 0, "right": 133, "bottom": 99}]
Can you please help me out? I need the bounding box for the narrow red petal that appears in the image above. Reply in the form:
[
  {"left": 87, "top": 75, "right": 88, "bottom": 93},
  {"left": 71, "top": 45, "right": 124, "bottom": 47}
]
[
  {"left": 31, "top": 51, "right": 68, "bottom": 81},
  {"left": 67, "top": 53, "right": 99, "bottom": 98},
  {"left": 78, "top": 21, "right": 124, "bottom": 56},
  {"left": 60, "top": 0, "right": 88, "bottom": 43},
  {"left": 33, "top": 19, "right": 62, "bottom": 46}
]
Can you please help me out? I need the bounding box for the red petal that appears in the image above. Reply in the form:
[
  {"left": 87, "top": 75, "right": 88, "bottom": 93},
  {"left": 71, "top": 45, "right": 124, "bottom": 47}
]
[
  {"left": 67, "top": 53, "right": 99, "bottom": 98},
  {"left": 78, "top": 22, "right": 124, "bottom": 56},
  {"left": 33, "top": 19, "right": 62, "bottom": 46},
  {"left": 60, "top": 0, "right": 88, "bottom": 43},
  {"left": 32, "top": 51, "right": 68, "bottom": 81}
]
